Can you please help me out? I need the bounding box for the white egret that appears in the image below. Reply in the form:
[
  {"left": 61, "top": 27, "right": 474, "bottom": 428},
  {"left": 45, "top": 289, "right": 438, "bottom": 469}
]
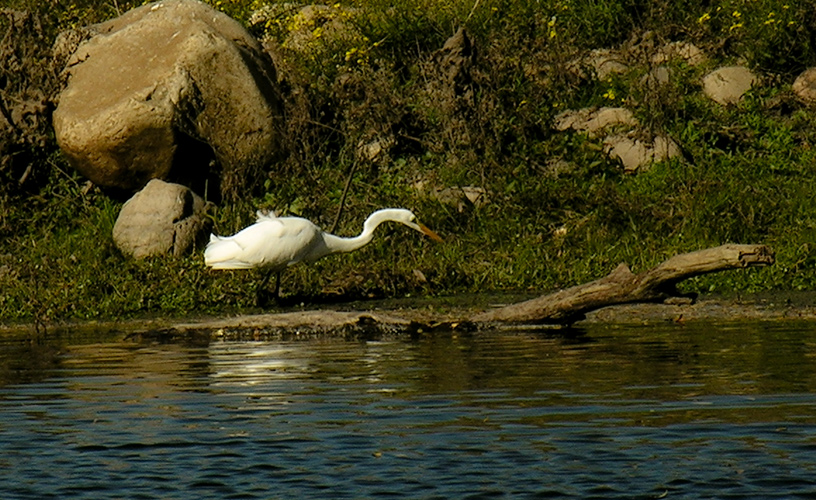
[{"left": 204, "top": 208, "right": 442, "bottom": 301}]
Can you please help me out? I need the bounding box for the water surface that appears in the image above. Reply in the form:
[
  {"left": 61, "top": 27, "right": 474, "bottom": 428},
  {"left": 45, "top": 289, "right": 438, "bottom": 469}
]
[{"left": 1, "top": 321, "right": 816, "bottom": 498}]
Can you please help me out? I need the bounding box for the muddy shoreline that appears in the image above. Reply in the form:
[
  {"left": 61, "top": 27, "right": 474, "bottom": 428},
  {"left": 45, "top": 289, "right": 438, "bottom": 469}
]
[{"left": 2, "top": 292, "right": 814, "bottom": 342}]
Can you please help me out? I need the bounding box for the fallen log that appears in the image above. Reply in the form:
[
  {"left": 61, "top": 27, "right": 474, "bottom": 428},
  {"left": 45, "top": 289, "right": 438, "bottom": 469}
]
[
  {"left": 104, "top": 243, "right": 776, "bottom": 341},
  {"left": 471, "top": 244, "right": 775, "bottom": 325}
]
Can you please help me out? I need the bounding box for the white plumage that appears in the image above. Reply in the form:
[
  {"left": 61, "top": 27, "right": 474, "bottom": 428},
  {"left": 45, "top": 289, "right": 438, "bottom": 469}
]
[
  {"left": 204, "top": 208, "right": 442, "bottom": 299},
  {"left": 205, "top": 211, "right": 324, "bottom": 271}
]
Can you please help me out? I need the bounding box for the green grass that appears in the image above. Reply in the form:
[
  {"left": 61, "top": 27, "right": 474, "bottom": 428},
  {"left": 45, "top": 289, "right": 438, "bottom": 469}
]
[{"left": 2, "top": 0, "right": 816, "bottom": 322}]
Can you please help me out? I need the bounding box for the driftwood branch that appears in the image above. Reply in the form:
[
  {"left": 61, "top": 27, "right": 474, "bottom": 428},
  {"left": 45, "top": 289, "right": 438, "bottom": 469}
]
[
  {"left": 471, "top": 244, "right": 775, "bottom": 325},
  {"left": 119, "top": 244, "right": 776, "bottom": 341}
]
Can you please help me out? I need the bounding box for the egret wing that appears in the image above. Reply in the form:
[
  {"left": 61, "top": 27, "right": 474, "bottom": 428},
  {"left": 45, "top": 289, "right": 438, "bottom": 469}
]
[
  {"left": 205, "top": 217, "right": 325, "bottom": 270},
  {"left": 205, "top": 219, "right": 286, "bottom": 269},
  {"left": 263, "top": 217, "right": 325, "bottom": 267}
]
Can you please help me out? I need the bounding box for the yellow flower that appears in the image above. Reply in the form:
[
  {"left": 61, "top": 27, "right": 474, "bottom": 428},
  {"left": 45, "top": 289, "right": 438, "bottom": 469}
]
[
  {"left": 547, "top": 16, "right": 557, "bottom": 38},
  {"left": 729, "top": 22, "right": 743, "bottom": 31},
  {"left": 698, "top": 12, "right": 711, "bottom": 23},
  {"left": 732, "top": 10, "right": 741, "bottom": 18}
]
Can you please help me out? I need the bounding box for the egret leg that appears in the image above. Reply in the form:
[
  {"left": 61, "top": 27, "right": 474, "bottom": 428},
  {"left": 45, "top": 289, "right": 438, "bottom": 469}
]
[
  {"left": 256, "top": 270, "right": 273, "bottom": 306},
  {"left": 273, "top": 271, "right": 281, "bottom": 300},
  {"left": 256, "top": 270, "right": 282, "bottom": 307}
]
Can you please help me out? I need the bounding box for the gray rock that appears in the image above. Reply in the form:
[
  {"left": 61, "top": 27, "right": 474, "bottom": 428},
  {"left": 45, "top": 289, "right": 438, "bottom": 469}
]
[
  {"left": 702, "top": 66, "right": 758, "bottom": 105},
  {"left": 603, "top": 133, "right": 681, "bottom": 173},
  {"left": 640, "top": 66, "right": 672, "bottom": 88},
  {"left": 554, "top": 107, "right": 637, "bottom": 137},
  {"left": 113, "top": 179, "right": 213, "bottom": 258},
  {"left": 434, "top": 27, "right": 476, "bottom": 95},
  {"left": 792, "top": 67, "right": 816, "bottom": 104},
  {"left": 412, "top": 178, "right": 488, "bottom": 212},
  {"left": 554, "top": 106, "right": 679, "bottom": 172},
  {"left": 651, "top": 41, "right": 706, "bottom": 66},
  {"left": 587, "top": 48, "right": 629, "bottom": 80},
  {"left": 53, "top": 0, "right": 284, "bottom": 197}
]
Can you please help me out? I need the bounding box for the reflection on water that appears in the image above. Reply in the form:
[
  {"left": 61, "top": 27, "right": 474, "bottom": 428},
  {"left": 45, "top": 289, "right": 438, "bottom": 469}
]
[{"left": 1, "top": 321, "right": 816, "bottom": 498}]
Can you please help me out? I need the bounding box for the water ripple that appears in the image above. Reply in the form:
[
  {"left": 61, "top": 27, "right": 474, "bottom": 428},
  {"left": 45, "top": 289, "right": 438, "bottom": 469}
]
[{"left": 0, "top": 322, "right": 816, "bottom": 498}]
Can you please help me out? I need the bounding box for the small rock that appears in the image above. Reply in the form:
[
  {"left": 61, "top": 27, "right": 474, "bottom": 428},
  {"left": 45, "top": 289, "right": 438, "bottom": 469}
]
[
  {"left": 640, "top": 66, "right": 672, "bottom": 87},
  {"left": 587, "top": 48, "right": 629, "bottom": 80},
  {"left": 434, "top": 186, "right": 488, "bottom": 212},
  {"left": 702, "top": 66, "right": 758, "bottom": 105},
  {"left": 554, "top": 107, "right": 637, "bottom": 137},
  {"left": 434, "top": 27, "right": 476, "bottom": 93},
  {"left": 603, "top": 133, "right": 681, "bottom": 173},
  {"left": 113, "top": 179, "right": 212, "bottom": 259},
  {"left": 651, "top": 41, "right": 706, "bottom": 66},
  {"left": 792, "top": 67, "right": 816, "bottom": 104},
  {"left": 424, "top": 26, "right": 476, "bottom": 112},
  {"left": 413, "top": 178, "right": 488, "bottom": 212}
]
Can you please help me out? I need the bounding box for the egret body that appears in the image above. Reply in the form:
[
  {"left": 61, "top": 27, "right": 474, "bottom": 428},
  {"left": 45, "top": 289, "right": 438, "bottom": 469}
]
[{"left": 204, "top": 208, "right": 441, "bottom": 300}]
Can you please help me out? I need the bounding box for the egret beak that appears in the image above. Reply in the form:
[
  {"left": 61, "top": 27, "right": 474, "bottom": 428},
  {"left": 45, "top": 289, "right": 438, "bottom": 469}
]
[{"left": 418, "top": 223, "right": 443, "bottom": 242}]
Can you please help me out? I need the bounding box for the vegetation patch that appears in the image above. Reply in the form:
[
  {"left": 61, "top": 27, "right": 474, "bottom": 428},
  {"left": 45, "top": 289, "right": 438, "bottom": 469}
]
[{"left": 2, "top": 0, "right": 816, "bottom": 323}]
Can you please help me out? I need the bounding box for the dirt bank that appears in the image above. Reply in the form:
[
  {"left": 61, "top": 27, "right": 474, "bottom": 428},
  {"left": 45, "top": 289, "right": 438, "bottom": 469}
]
[
  {"left": 3, "top": 292, "right": 813, "bottom": 342},
  {"left": 583, "top": 291, "right": 816, "bottom": 324}
]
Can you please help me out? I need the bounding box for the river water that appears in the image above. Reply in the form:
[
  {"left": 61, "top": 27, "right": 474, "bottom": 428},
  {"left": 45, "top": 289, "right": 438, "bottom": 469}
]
[{"left": 1, "top": 320, "right": 816, "bottom": 499}]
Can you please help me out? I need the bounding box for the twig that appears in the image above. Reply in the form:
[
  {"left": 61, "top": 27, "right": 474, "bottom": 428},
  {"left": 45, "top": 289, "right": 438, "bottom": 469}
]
[
  {"left": 329, "top": 159, "right": 358, "bottom": 234},
  {"left": 465, "top": 0, "right": 481, "bottom": 24}
]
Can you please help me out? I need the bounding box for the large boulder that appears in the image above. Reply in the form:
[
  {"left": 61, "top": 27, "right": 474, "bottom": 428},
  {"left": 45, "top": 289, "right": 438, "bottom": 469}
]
[
  {"left": 53, "top": 0, "right": 284, "bottom": 199},
  {"left": 113, "top": 179, "right": 212, "bottom": 258}
]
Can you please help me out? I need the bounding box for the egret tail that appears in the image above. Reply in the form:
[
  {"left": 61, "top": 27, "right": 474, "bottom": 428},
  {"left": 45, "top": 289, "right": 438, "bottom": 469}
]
[{"left": 204, "top": 235, "right": 254, "bottom": 269}]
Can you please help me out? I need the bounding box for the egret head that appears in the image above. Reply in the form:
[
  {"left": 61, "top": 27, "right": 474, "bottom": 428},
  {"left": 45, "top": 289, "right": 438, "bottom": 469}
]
[{"left": 378, "top": 208, "right": 443, "bottom": 242}]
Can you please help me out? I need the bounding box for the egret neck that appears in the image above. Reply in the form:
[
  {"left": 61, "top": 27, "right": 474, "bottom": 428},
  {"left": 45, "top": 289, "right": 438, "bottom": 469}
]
[{"left": 319, "top": 209, "right": 410, "bottom": 256}]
